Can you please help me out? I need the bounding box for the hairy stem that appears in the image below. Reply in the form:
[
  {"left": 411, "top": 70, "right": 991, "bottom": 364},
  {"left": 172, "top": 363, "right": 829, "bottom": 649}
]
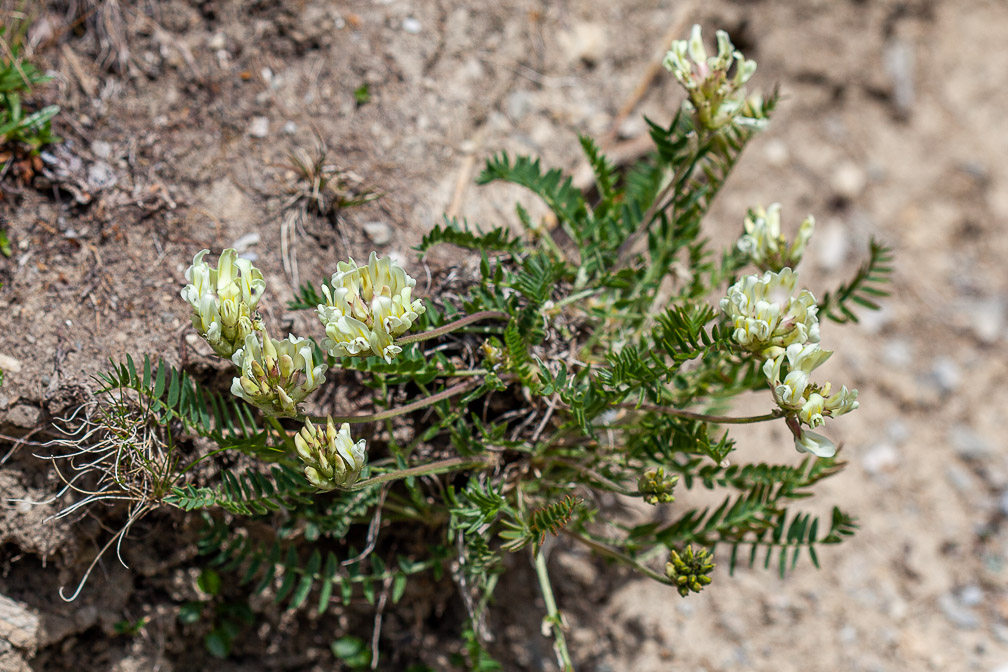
[
  {"left": 564, "top": 528, "right": 671, "bottom": 585},
  {"left": 312, "top": 378, "right": 483, "bottom": 425},
  {"left": 348, "top": 454, "right": 496, "bottom": 491},
  {"left": 533, "top": 550, "right": 575, "bottom": 672},
  {"left": 395, "top": 310, "right": 509, "bottom": 346},
  {"left": 618, "top": 403, "right": 781, "bottom": 425}
]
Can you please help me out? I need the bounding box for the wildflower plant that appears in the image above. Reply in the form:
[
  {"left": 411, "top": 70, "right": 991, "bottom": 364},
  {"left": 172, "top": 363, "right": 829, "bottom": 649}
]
[{"left": 49, "top": 24, "right": 894, "bottom": 670}]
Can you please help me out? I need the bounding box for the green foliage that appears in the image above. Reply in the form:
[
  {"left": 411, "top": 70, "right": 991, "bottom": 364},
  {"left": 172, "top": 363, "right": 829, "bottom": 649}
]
[
  {"left": 0, "top": 24, "right": 59, "bottom": 151},
  {"left": 818, "top": 237, "right": 894, "bottom": 323}
]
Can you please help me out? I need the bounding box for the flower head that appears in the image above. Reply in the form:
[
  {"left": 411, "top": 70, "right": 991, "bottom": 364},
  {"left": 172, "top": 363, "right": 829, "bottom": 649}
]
[
  {"left": 181, "top": 249, "right": 265, "bottom": 358},
  {"left": 737, "top": 204, "right": 815, "bottom": 272},
  {"left": 662, "top": 24, "right": 763, "bottom": 130},
  {"left": 294, "top": 417, "right": 367, "bottom": 490},
  {"left": 317, "top": 252, "right": 426, "bottom": 363},
  {"left": 720, "top": 268, "right": 820, "bottom": 357},
  {"left": 764, "top": 342, "right": 859, "bottom": 427},
  {"left": 230, "top": 326, "right": 327, "bottom": 417}
]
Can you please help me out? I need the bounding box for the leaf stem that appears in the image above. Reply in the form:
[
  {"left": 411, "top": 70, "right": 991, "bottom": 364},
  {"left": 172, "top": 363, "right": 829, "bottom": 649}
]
[
  {"left": 533, "top": 550, "right": 575, "bottom": 672},
  {"left": 312, "top": 378, "right": 483, "bottom": 425},
  {"left": 617, "top": 403, "right": 781, "bottom": 425},
  {"left": 348, "top": 454, "right": 497, "bottom": 491},
  {"left": 564, "top": 528, "right": 671, "bottom": 585},
  {"left": 395, "top": 310, "right": 509, "bottom": 346}
]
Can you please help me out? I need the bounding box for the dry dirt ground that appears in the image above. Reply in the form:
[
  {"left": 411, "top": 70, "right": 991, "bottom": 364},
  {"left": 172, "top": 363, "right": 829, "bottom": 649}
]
[{"left": 1, "top": 0, "right": 1007, "bottom": 670}]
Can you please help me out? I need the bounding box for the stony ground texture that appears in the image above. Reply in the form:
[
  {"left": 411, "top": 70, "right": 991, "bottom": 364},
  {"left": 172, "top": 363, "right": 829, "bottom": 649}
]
[{"left": 1, "top": 0, "right": 1007, "bottom": 670}]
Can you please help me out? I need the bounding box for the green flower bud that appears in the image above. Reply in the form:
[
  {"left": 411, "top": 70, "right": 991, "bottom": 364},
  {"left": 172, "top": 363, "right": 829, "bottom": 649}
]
[
  {"left": 665, "top": 545, "right": 715, "bottom": 597},
  {"left": 638, "top": 467, "right": 677, "bottom": 505}
]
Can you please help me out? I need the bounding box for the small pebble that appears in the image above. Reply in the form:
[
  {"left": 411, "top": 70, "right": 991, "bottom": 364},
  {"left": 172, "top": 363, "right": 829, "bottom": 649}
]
[
  {"left": 763, "top": 139, "right": 789, "bottom": 167},
  {"left": 815, "top": 223, "right": 850, "bottom": 271},
  {"left": 560, "top": 22, "right": 607, "bottom": 64},
  {"left": 207, "top": 32, "right": 226, "bottom": 50},
  {"left": 231, "top": 232, "right": 261, "bottom": 253},
  {"left": 362, "top": 221, "right": 392, "bottom": 245},
  {"left": 91, "top": 140, "right": 112, "bottom": 159},
  {"left": 248, "top": 117, "right": 269, "bottom": 138},
  {"left": 0, "top": 354, "right": 23, "bottom": 374},
  {"left": 959, "top": 585, "right": 983, "bottom": 607},
  {"left": 862, "top": 443, "right": 899, "bottom": 475},
  {"left": 999, "top": 489, "right": 1008, "bottom": 517},
  {"left": 938, "top": 593, "right": 979, "bottom": 629},
  {"left": 402, "top": 17, "right": 421, "bottom": 34},
  {"left": 929, "top": 356, "right": 961, "bottom": 394},
  {"left": 950, "top": 425, "right": 992, "bottom": 461},
  {"left": 282, "top": 121, "right": 298, "bottom": 135},
  {"left": 830, "top": 161, "right": 867, "bottom": 200},
  {"left": 881, "top": 339, "right": 912, "bottom": 367}
]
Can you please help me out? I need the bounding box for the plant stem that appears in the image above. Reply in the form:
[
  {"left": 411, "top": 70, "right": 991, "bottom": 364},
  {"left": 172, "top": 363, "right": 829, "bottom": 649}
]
[
  {"left": 348, "top": 454, "right": 496, "bottom": 491},
  {"left": 267, "top": 416, "right": 298, "bottom": 451},
  {"left": 311, "top": 378, "right": 483, "bottom": 425},
  {"left": 395, "top": 310, "right": 509, "bottom": 346},
  {"left": 563, "top": 528, "right": 671, "bottom": 585},
  {"left": 533, "top": 550, "right": 575, "bottom": 672},
  {"left": 617, "top": 403, "right": 781, "bottom": 425}
]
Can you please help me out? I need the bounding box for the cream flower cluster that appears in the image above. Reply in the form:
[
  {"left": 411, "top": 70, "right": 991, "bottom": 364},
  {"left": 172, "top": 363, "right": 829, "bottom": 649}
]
[
  {"left": 737, "top": 204, "right": 815, "bottom": 272},
  {"left": 316, "top": 252, "right": 426, "bottom": 363},
  {"left": 719, "top": 268, "right": 820, "bottom": 358},
  {"left": 294, "top": 417, "right": 367, "bottom": 490},
  {"left": 181, "top": 249, "right": 265, "bottom": 358},
  {"left": 230, "top": 326, "right": 327, "bottom": 418},
  {"left": 662, "top": 24, "right": 762, "bottom": 130}
]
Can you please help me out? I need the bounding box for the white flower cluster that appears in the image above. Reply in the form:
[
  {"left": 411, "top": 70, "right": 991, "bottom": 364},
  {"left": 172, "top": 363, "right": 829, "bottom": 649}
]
[
  {"left": 294, "top": 417, "right": 368, "bottom": 490},
  {"left": 763, "top": 344, "right": 859, "bottom": 457},
  {"left": 317, "top": 252, "right": 426, "bottom": 363},
  {"left": 230, "top": 326, "right": 327, "bottom": 417},
  {"left": 720, "top": 268, "right": 819, "bottom": 358},
  {"left": 181, "top": 249, "right": 265, "bottom": 358},
  {"left": 737, "top": 204, "right": 815, "bottom": 272},
  {"left": 663, "top": 24, "right": 763, "bottom": 130},
  {"left": 721, "top": 263, "right": 859, "bottom": 458}
]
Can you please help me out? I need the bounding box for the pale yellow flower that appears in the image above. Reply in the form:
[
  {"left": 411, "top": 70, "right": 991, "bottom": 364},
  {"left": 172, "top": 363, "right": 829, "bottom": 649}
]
[
  {"left": 720, "top": 268, "right": 820, "bottom": 357},
  {"left": 737, "top": 204, "right": 815, "bottom": 271},
  {"left": 662, "top": 24, "right": 763, "bottom": 130},
  {"left": 230, "top": 326, "right": 327, "bottom": 417},
  {"left": 181, "top": 248, "right": 265, "bottom": 358},
  {"left": 317, "top": 252, "right": 425, "bottom": 363},
  {"left": 294, "top": 417, "right": 367, "bottom": 490}
]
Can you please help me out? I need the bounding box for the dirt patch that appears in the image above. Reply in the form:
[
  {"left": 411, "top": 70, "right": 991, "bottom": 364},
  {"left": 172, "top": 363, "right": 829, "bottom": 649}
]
[{"left": 2, "top": 0, "right": 1007, "bottom": 670}]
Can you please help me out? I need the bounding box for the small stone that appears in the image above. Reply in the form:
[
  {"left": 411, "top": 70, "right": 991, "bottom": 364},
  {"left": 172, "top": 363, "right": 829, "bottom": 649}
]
[
  {"left": 5, "top": 404, "right": 41, "bottom": 428},
  {"left": 1000, "top": 490, "right": 1008, "bottom": 517},
  {"left": 959, "top": 585, "right": 983, "bottom": 607},
  {"left": 830, "top": 161, "right": 867, "bottom": 200},
  {"left": 945, "top": 465, "right": 973, "bottom": 493},
  {"left": 862, "top": 443, "right": 899, "bottom": 476},
  {"left": 559, "top": 22, "right": 607, "bottom": 65},
  {"left": 886, "top": 419, "right": 909, "bottom": 444},
  {"left": 930, "top": 357, "right": 961, "bottom": 394},
  {"left": 938, "top": 593, "right": 979, "bottom": 629},
  {"left": 504, "top": 89, "right": 533, "bottom": 121},
  {"left": 207, "top": 32, "right": 226, "bottom": 50},
  {"left": 963, "top": 298, "right": 1004, "bottom": 344},
  {"left": 881, "top": 339, "right": 912, "bottom": 367},
  {"left": 949, "top": 425, "right": 991, "bottom": 460},
  {"left": 0, "top": 354, "right": 22, "bottom": 374},
  {"left": 248, "top": 116, "right": 269, "bottom": 138},
  {"left": 362, "top": 221, "right": 392, "bottom": 245},
  {"left": 87, "top": 161, "right": 117, "bottom": 190},
  {"left": 282, "top": 121, "right": 298, "bottom": 135},
  {"left": 91, "top": 140, "right": 112, "bottom": 159},
  {"left": 884, "top": 38, "right": 915, "bottom": 118},
  {"left": 231, "top": 232, "right": 261, "bottom": 253},
  {"left": 402, "top": 17, "right": 421, "bottom": 34}
]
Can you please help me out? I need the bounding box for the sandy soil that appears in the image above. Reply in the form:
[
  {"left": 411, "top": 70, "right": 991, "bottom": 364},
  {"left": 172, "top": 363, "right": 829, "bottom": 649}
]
[{"left": 1, "top": 0, "right": 1007, "bottom": 670}]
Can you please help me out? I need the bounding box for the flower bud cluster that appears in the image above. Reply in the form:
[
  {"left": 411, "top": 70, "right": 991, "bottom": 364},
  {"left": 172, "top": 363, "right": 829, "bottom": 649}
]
[
  {"left": 230, "top": 327, "right": 327, "bottom": 417},
  {"left": 720, "top": 268, "right": 819, "bottom": 358},
  {"left": 181, "top": 249, "right": 265, "bottom": 358},
  {"left": 294, "top": 417, "right": 367, "bottom": 490},
  {"left": 665, "top": 545, "right": 715, "bottom": 597},
  {"left": 662, "top": 24, "right": 763, "bottom": 131},
  {"left": 737, "top": 204, "right": 815, "bottom": 272},
  {"left": 317, "top": 252, "right": 426, "bottom": 363},
  {"left": 638, "top": 467, "right": 677, "bottom": 505}
]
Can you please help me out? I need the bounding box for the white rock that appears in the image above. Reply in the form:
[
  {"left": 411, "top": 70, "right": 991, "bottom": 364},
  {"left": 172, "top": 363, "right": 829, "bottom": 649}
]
[
  {"left": 402, "top": 17, "right": 421, "bottom": 34},
  {"left": 248, "top": 116, "right": 269, "bottom": 138},
  {"left": 207, "top": 32, "right": 226, "bottom": 50},
  {"left": 559, "top": 22, "right": 607, "bottom": 64},
  {"left": 815, "top": 223, "right": 851, "bottom": 271},
  {"left": 362, "top": 221, "right": 392, "bottom": 245},
  {"left": 862, "top": 443, "right": 899, "bottom": 475},
  {"left": 0, "top": 354, "right": 22, "bottom": 374},
  {"left": 930, "top": 356, "right": 961, "bottom": 393},
  {"left": 91, "top": 140, "right": 112, "bottom": 159},
  {"left": 231, "top": 232, "right": 261, "bottom": 253},
  {"left": 763, "top": 139, "right": 789, "bottom": 167},
  {"left": 282, "top": 121, "right": 298, "bottom": 135},
  {"left": 830, "top": 161, "right": 867, "bottom": 200}
]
